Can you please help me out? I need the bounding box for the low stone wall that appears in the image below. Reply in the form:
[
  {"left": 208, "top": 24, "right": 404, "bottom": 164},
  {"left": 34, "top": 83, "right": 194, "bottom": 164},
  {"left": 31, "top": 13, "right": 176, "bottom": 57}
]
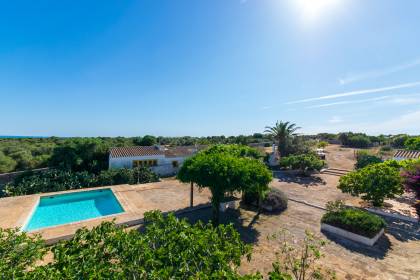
[{"left": 0, "top": 168, "right": 49, "bottom": 185}]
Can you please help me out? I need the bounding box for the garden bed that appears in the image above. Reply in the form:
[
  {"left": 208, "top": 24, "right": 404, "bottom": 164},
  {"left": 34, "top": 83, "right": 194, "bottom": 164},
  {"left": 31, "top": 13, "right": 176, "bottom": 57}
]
[{"left": 321, "top": 207, "right": 386, "bottom": 245}]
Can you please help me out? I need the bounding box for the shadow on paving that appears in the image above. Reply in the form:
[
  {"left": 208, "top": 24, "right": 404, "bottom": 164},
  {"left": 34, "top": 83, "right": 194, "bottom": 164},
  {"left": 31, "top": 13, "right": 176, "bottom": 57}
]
[
  {"left": 383, "top": 216, "right": 420, "bottom": 242},
  {"left": 322, "top": 230, "right": 392, "bottom": 259},
  {"left": 177, "top": 206, "right": 261, "bottom": 245},
  {"left": 273, "top": 173, "right": 326, "bottom": 187}
]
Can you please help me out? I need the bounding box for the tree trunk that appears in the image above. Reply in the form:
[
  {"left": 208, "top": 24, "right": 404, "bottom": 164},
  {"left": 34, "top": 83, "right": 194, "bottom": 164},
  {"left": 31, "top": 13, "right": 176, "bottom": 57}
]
[
  {"left": 211, "top": 195, "right": 221, "bottom": 226},
  {"left": 190, "top": 182, "right": 194, "bottom": 208}
]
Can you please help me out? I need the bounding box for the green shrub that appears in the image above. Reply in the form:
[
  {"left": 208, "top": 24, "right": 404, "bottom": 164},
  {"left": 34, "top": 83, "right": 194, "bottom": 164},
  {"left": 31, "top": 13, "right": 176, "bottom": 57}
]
[
  {"left": 338, "top": 162, "right": 403, "bottom": 206},
  {"left": 279, "top": 153, "right": 325, "bottom": 175},
  {"left": 261, "top": 188, "right": 288, "bottom": 212},
  {"left": 3, "top": 168, "right": 159, "bottom": 196},
  {"left": 404, "top": 136, "right": 420, "bottom": 150},
  {"left": 355, "top": 151, "right": 382, "bottom": 169},
  {"left": 380, "top": 145, "right": 392, "bottom": 152},
  {"left": 321, "top": 207, "right": 386, "bottom": 238},
  {"left": 0, "top": 228, "right": 46, "bottom": 279},
  {"left": 12, "top": 211, "right": 252, "bottom": 279}
]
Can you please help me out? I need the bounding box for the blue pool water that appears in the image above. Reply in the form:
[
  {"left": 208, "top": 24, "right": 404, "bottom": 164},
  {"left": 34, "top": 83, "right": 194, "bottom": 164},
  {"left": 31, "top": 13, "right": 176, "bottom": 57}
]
[{"left": 24, "top": 189, "right": 124, "bottom": 231}]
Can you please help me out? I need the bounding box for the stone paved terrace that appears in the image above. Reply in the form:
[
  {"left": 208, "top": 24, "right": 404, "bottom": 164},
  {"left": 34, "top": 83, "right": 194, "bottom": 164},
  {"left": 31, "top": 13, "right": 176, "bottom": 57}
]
[{"left": 0, "top": 181, "right": 211, "bottom": 244}]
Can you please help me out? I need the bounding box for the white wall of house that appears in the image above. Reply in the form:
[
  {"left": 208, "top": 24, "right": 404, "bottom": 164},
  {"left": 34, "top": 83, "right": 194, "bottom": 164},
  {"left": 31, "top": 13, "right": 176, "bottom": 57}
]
[
  {"left": 109, "top": 155, "right": 165, "bottom": 169},
  {"left": 109, "top": 154, "right": 188, "bottom": 176}
]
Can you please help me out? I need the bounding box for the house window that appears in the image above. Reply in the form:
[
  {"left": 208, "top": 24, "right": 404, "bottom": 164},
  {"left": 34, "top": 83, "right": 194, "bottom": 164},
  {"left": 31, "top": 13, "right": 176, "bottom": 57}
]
[
  {"left": 133, "top": 160, "right": 158, "bottom": 168},
  {"left": 172, "top": 161, "right": 179, "bottom": 168}
]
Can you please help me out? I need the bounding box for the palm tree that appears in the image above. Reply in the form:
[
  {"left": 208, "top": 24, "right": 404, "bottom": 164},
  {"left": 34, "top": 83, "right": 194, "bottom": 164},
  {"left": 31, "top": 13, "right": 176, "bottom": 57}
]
[{"left": 265, "top": 121, "right": 301, "bottom": 156}]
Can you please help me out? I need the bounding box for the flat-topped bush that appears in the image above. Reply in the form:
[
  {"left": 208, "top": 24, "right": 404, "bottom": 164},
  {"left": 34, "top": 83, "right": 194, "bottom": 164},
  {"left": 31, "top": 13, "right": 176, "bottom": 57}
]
[{"left": 321, "top": 207, "right": 386, "bottom": 238}]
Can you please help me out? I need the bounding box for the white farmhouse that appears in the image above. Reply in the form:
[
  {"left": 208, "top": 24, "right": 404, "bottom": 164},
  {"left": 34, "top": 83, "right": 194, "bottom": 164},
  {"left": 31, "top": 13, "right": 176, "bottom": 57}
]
[{"left": 108, "top": 145, "right": 202, "bottom": 176}]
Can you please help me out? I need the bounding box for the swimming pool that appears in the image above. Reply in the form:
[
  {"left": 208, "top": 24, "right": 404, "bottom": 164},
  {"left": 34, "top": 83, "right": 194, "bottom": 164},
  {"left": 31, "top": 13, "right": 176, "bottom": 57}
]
[{"left": 24, "top": 189, "right": 124, "bottom": 231}]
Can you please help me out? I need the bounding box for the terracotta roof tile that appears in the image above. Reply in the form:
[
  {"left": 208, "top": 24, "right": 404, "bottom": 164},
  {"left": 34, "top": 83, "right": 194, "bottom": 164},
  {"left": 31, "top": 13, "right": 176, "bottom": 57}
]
[
  {"left": 110, "top": 145, "right": 206, "bottom": 158},
  {"left": 109, "top": 146, "right": 164, "bottom": 158}
]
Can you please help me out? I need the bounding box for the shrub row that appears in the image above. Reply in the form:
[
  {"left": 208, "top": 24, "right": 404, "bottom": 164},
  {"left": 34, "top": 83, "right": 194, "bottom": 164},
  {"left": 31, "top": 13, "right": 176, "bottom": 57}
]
[
  {"left": 321, "top": 207, "right": 386, "bottom": 238},
  {"left": 3, "top": 167, "right": 159, "bottom": 197}
]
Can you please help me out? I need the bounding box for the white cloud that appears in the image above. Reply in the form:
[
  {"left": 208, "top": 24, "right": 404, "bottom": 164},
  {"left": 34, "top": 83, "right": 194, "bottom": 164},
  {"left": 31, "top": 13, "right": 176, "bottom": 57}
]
[
  {"left": 286, "top": 81, "right": 420, "bottom": 104},
  {"left": 339, "top": 58, "right": 420, "bottom": 85}
]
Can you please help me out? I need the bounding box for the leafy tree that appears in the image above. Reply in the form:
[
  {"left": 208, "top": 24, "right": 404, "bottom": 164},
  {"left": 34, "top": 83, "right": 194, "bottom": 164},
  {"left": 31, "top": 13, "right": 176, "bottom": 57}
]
[
  {"left": 390, "top": 134, "right": 409, "bottom": 148},
  {"left": 265, "top": 121, "right": 301, "bottom": 157},
  {"left": 0, "top": 151, "right": 17, "bottom": 173},
  {"left": 178, "top": 146, "right": 272, "bottom": 224},
  {"left": 317, "top": 141, "right": 328, "bottom": 149},
  {"left": 279, "top": 154, "right": 325, "bottom": 176},
  {"left": 404, "top": 136, "right": 420, "bottom": 150},
  {"left": 338, "top": 162, "right": 403, "bottom": 206},
  {"left": 48, "top": 138, "right": 109, "bottom": 174},
  {"left": 338, "top": 132, "right": 371, "bottom": 148},
  {"left": 203, "top": 144, "right": 263, "bottom": 159},
  {"left": 136, "top": 135, "right": 157, "bottom": 146},
  {"left": 355, "top": 151, "right": 382, "bottom": 169}
]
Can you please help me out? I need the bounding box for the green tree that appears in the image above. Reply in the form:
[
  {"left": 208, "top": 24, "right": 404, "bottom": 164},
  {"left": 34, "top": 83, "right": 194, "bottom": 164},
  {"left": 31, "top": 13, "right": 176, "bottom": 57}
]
[
  {"left": 265, "top": 121, "right": 301, "bottom": 157},
  {"left": 317, "top": 141, "right": 328, "bottom": 149},
  {"left": 137, "top": 135, "right": 157, "bottom": 146},
  {"left": 0, "top": 151, "right": 17, "bottom": 173},
  {"left": 404, "top": 136, "right": 420, "bottom": 150},
  {"left": 178, "top": 146, "right": 272, "bottom": 224},
  {"left": 355, "top": 151, "right": 382, "bottom": 169},
  {"left": 338, "top": 162, "right": 403, "bottom": 206},
  {"left": 279, "top": 154, "right": 325, "bottom": 176},
  {"left": 48, "top": 138, "right": 109, "bottom": 173}
]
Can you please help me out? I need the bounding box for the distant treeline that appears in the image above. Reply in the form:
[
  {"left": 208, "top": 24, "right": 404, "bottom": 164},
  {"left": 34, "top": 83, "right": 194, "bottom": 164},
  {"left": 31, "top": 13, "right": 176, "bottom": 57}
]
[
  {"left": 0, "top": 134, "right": 272, "bottom": 174},
  {"left": 1, "top": 133, "right": 419, "bottom": 174}
]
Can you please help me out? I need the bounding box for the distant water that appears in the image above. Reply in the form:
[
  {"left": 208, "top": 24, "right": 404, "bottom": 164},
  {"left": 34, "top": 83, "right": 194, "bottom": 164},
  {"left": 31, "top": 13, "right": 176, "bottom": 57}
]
[{"left": 0, "top": 136, "right": 49, "bottom": 139}]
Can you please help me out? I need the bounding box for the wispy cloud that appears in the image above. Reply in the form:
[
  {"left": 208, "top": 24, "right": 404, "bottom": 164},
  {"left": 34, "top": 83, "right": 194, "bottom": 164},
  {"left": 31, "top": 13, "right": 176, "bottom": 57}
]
[
  {"left": 338, "top": 58, "right": 420, "bottom": 85},
  {"left": 306, "top": 96, "right": 389, "bottom": 109},
  {"left": 287, "top": 81, "right": 420, "bottom": 104},
  {"left": 305, "top": 93, "right": 420, "bottom": 109}
]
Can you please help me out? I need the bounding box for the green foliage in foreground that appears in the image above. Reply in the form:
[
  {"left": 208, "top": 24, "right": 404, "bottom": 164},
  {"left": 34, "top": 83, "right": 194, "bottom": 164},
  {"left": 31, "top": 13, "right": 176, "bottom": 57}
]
[
  {"left": 0, "top": 211, "right": 334, "bottom": 280},
  {"left": 279, "top": 154, "right": 325, "bottom": 175},
  {"left": 3, "top": 167, "right": 158, "bottom": 197},
  {"left": 178, "top": 145, "right": 272, "bottom": 224},
  {"left": 1, "top": 211, "right": 253, "bottom": 279},
  {"left": 0, "top": 228, "right": 46, "bottom": 279},
  {"left": 321, "top": 203, "right": 386, "bottom": 238},
  {"left": 354, "top": 151, "right": 382, "bottom": 169},
  {"left": 338, "top": 161, "right": 403, "bottom": 207}
]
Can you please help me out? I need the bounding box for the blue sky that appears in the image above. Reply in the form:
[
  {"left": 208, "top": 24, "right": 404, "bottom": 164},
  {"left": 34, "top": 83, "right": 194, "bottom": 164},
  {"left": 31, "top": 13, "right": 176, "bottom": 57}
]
[{"left": 1, "top": 0, "right": 419, "bottom": 136}]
